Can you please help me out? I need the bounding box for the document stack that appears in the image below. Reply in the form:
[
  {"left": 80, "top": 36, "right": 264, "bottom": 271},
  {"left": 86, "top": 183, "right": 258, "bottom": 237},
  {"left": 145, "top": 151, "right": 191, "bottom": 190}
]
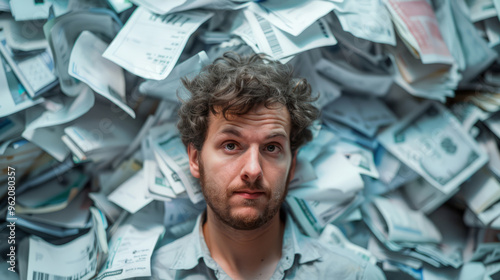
[{"left": 4, "top": 0, "right": 500, "bottom": 279}]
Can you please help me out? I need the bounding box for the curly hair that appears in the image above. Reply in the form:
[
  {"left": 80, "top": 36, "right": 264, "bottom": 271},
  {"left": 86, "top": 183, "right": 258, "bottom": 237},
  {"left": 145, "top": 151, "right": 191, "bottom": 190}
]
[{"left": 177, "top": 52, "right": 319, "bottom": 152}]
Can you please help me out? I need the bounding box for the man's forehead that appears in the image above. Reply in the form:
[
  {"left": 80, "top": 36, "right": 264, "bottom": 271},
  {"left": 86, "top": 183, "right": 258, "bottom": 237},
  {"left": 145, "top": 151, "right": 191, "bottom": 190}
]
[{"left": 208, "top": 104, "right": 292, "bottom": 136}]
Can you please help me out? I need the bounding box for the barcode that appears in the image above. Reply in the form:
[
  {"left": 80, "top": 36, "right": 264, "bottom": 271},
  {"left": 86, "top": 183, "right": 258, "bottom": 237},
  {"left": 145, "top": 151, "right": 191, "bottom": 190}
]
[
  {"left": 32, "top": 271, "right": 80, "bottom": 280},
  {"left": 255, "top": 14, "right": 283, "bottom": 57}
]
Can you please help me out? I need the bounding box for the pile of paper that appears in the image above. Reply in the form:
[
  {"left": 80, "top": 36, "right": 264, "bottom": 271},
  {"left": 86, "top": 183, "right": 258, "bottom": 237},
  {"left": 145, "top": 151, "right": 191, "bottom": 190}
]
[{"left": 5, "top": 0, "right": 500, "bottom": 279}]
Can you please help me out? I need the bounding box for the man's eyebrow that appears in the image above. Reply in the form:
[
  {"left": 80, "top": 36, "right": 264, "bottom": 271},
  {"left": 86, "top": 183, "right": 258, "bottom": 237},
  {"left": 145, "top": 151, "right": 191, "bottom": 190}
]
[
  {"left": 266, "top": 132, "right": 288, "bottom": 140},
  {"left": 218, "top": 128, "right": 242, "bottom": 137},
  {"left": 217, "top": 129, "right": 287, "bottom": 140}
]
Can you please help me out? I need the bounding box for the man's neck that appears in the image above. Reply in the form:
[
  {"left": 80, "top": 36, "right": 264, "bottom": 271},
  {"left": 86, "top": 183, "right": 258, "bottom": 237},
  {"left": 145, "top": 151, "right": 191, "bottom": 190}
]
[{"left": 203, "top": 209, "right": 285, "bottom": 280}]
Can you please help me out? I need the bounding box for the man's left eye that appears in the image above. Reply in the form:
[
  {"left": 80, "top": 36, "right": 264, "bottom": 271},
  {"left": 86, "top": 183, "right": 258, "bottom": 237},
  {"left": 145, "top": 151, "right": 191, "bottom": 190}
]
[{"left": 266, "top": 145, "right": 279, "bottom": 152}]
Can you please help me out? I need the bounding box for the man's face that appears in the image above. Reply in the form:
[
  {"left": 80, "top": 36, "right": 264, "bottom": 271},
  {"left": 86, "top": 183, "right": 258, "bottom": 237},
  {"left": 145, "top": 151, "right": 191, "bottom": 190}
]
[{"left": 188, "top": 104, "right": 296, "bottom": 230}]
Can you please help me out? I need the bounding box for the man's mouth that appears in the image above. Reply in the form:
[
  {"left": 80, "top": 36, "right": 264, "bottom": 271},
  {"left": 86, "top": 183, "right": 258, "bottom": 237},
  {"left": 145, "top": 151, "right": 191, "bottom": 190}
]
[{"left": 233, "top": 189, "right": 265, "bottom": 199}]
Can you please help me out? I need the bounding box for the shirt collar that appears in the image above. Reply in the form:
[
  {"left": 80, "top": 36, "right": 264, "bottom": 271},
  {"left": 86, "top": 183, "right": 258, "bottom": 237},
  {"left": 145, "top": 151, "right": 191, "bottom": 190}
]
[{"left": 169, "top": 209, "right": 322, "bottom": 271}]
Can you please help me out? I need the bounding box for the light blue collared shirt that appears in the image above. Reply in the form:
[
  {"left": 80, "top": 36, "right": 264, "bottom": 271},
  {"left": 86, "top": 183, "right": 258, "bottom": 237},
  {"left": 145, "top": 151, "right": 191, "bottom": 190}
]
[{"left": 151, "top": 211, "right": 386, "bottom": 280}]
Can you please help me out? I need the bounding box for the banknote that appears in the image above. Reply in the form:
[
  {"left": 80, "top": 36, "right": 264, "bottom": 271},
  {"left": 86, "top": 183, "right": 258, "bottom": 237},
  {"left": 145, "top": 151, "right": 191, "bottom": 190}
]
[
  {"left": 153, "top": 130, "right": 203, "bottom": 204},
  {"left": 372, "top": 196, "right": 442, "bottom": 243},
  {"left": 402, "top": 176, "right": 457, "bottom": 214},
  {"left": 285, "top": 196, "right": 323, "bottom": 238},
  {"left": 146, "top": 124, "right": 186, "bottom": 196},
  {"left": 361, "top": 195, "right": 445, "bottom": 267},
  {"left": 334, "top": 140, "right": 379, "bottom": 179},
  {"left": 307, "top": 194, "right": 364, "bottom": 227},
  {"left": 144, "top": 159, "right": 177, "bottom": 200},
  {"left": 459, "top": 167, "right": 500, "bottom": 215},
  {"left": 469, "top": 0, "right": 498, "bottom": 22},
  {"left": 319, "top": 224, "right": 377, "bottom": 265},
  {"left": 378, "top": 101, "right": 488, "bottom": 195}
]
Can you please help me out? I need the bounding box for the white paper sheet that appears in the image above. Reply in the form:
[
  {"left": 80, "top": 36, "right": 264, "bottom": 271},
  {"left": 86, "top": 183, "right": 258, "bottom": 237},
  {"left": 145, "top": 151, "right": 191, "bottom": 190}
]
[
  {"left": 96, "top": 223, "right": 163, "bottom": 279},
  {"left": 0, "top": 55, "right": 43, "bottom": 118},
  {"left": 108, "top": 169, "right": 154, "bottom": 214},
  {"left": 27, "top": 231, "right": 98, "bottom": 280},
  {"left": 103, "top": 7, "right": 213, "bottom": 80},
  {"left": 243, "top": 10, "right": 337, "bottom": 60},
  {"left": 384, "top": 0, "right": 454, "bottom": 64},
  {"left": 139, "top": 51, "right": 210, "bottom": 101},
  {"left": 9, "top": 0, "right": 68, "bottom": 21},
  {"left": 248, "top": 0, "right": 336, "bottom": 36},
  {"left": 332, "top": 0, "right": 396, "bottom": 45},
  {"left": 69, "top": 31, "right": 134, "bottom": 118}
]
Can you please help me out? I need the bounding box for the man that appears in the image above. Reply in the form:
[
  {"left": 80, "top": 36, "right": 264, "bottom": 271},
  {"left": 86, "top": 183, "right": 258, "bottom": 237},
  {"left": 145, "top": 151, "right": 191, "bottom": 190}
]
[{"left": 152, "top": 52, "right": 385, "bottom": 280}]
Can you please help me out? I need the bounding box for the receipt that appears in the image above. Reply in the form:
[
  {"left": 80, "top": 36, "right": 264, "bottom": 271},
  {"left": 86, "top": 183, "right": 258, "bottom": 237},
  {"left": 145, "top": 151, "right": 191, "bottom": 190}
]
[
  {"left": 27, "top": 231, "right": 98, "bottom": 280},
  {"left": 0, "top": 54, "right": 43, "bottom": 118},
  {"left": 96, "top": 203, "right": 164, "bottom": 280},
  {"left": 69, "top": 30, "right": 135, "bottom": 118},
  {"left": 103, "top": 7, "right": 213, "bottom": 80},
  {"left": 242, "top": 10, "right": 337, "bottom": 60}
]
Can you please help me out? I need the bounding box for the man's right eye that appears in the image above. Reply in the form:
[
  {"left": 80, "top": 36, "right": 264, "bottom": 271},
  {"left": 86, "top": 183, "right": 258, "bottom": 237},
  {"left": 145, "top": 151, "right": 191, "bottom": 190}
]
[{"left": 224, "top": 143, "right": 236, "bottom": 151}]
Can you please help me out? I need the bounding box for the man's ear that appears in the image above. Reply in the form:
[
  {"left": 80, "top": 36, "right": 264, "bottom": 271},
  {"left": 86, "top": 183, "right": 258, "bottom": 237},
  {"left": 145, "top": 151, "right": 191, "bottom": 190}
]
[
  {"left": 187, "top": 143, "right": 201, "bottom": 178},
  {"left": 287, "top": 150, "right": 298, "bottom": 183}
]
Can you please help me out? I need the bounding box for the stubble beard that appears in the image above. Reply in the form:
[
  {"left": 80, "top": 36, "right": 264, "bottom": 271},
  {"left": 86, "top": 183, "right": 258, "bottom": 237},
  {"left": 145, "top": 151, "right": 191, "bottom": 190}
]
[{"left": 198, "top": 158, "right": 291, "bottom": 231}]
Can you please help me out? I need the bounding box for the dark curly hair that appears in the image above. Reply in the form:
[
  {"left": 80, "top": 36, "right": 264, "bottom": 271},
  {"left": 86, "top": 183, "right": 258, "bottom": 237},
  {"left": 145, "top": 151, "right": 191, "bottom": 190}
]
[{"left": 177, "top": 52, "right": 318, "bottom": 152}]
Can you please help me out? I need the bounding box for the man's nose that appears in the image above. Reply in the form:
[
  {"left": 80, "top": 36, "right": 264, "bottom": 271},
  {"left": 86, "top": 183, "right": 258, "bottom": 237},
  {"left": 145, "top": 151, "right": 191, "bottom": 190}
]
[{"left": 240, "top": 146, "right": 263, "bottom": 184}]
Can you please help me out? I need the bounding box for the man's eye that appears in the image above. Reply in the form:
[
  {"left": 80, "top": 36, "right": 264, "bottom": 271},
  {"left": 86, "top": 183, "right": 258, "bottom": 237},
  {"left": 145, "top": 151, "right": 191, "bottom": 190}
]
[
  {"left": 225, "top": 143, "right": 236, "bottom": 151},
  {"left": 266, "top": 145, "right": 278, "bottom": 152}
]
